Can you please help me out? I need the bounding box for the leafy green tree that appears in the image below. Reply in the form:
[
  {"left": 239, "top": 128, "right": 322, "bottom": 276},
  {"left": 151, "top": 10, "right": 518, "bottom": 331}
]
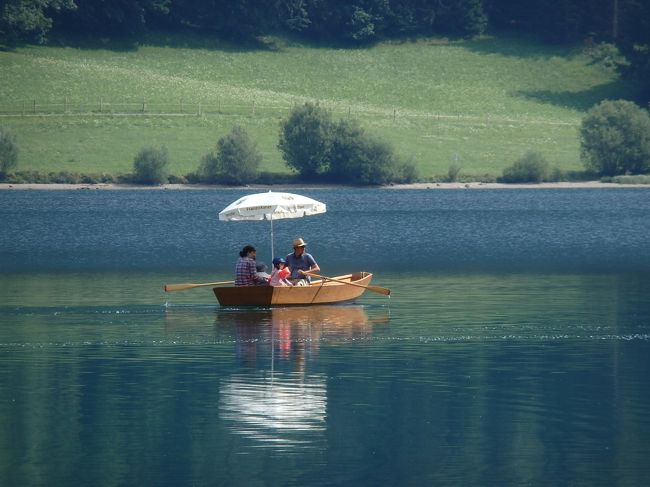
[
  {"left": 276, "top": 0, "right": 310, "bottom": 32},
  {"left": 0, "top": 127, "right": 18, "bottom": 178},
  {"left": 328, "top": 119, "right": 408, "bottom": 185},
  {"left": 165, "top": 0, "right": 268, "bottom": 42},
  {"left": 0, "top": 0, "right": 75, "bottom": 43},
  {"left": 347, "top": 6, "right": 377, "bottom": 42},
  {"left": 580, "top": 100, "right": 650, "bottom": 176},
  {"left": 327, "top": 119, "right": 366, "bottom": 182},
  {"left": 278, "top": 102, "right": 333, "bottom": 178},
  {"left": 53, "top": 0, "right": 169, "bottom": 39},
  {"left": 500, "top": 151, "right": 550, "bottom": 183},
  {"left": 201, "top": 126, "right": 261, "bottom": 184},
  {"left": 279, "top": 104, "right": 416, "bottom": 184},
  {"left": 133, "top": 145, "right": 170, "bottom": 185},
  {"left": 381, "top": 1, "right": 433, "bottom": 36},
  {"left": 447, "top": 163, "right": 462, "bottom": 182},
  {"left": 437, "top": 0, "right": 487, "bottom": 37}
]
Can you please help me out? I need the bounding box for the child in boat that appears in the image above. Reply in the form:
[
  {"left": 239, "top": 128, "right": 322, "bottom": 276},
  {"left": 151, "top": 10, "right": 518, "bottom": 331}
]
[
  {"left": 255, "top": 262, "right": 271, "bottom": 285},
  {"left": 270, "top": 257, "right": 293, "bottom": 287}
]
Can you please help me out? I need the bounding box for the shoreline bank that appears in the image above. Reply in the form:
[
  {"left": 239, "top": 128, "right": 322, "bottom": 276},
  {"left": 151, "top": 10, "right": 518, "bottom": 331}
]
[{"left": 0, "top": 181, "right": 648, "bottom": 191}]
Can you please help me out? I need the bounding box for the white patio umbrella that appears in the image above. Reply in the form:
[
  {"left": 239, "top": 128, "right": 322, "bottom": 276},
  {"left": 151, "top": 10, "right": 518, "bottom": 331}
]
[{"left": 218, "top": 191, "right": 326, "bottom": 258}]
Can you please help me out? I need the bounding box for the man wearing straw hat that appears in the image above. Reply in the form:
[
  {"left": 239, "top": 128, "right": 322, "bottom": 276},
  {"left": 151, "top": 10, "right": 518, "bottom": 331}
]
[{"left": 285, "top": 237, "right": 320, "bottom": 286}]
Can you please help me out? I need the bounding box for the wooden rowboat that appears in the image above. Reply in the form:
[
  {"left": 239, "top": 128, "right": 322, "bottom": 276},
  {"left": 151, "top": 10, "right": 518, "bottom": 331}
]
[{"left": 213, "top": 271, "right": 373, "bottom": 306}]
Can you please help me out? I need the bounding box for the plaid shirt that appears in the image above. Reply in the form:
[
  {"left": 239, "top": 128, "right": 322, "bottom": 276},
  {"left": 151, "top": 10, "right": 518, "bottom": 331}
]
[{"left": 235, "top": 256, "right": 257, "bottom": 286}]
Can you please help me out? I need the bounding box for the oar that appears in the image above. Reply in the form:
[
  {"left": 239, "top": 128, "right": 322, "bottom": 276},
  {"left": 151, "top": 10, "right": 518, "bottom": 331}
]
[
  {"left": 164, "top": 280, "right": 234, "bottom": 292},
  {"left": 304, "top": 272, "right": 391, "bottom": 296}
]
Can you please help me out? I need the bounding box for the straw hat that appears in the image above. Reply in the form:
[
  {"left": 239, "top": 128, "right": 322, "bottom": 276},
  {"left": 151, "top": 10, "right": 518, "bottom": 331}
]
[{"left": 292, "top": 238, "right": 307, "bottom": 248}]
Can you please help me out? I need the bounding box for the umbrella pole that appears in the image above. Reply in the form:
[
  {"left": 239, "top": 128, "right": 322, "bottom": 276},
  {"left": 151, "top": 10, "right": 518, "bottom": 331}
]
[{"left": 270, "top": 216, "right": 274, "bottom": 260}]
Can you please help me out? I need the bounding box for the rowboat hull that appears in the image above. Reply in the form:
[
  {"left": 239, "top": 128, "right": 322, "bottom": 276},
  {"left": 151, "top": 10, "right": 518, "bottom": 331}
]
[{"left": 213, "top": 272, "right": 372, "bottom": 306}]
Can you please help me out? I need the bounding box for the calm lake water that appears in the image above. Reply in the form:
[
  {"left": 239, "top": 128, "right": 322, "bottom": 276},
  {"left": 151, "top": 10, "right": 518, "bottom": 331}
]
[{"left": 1, "top": 188, "right": 649, "bottom": 486}]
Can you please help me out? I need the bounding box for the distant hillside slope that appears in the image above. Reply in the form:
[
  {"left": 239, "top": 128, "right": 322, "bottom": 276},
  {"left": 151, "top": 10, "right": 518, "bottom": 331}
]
[{"left": 0, "top": 35, "right": 633, "bottom": 179}]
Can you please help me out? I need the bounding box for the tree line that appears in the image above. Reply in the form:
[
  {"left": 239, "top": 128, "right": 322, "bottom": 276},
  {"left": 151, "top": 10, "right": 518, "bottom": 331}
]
[{"left": 0, "top": 1, "right": 647, "bottom": 47}]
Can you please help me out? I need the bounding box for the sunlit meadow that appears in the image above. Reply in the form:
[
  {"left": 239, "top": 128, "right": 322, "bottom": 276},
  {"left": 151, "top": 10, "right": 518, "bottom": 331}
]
[{"left": 0, "top": 34, "right": 628, "bottom": 178}]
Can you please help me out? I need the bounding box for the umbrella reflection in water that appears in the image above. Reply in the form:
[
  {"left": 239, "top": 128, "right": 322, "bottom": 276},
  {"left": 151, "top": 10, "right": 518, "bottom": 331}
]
[
  {"left": 217, "top": 305, "right": 386, "bottom": 450},
  {"left": 220, "top": 373, "right": 327, "bottom": 450}
]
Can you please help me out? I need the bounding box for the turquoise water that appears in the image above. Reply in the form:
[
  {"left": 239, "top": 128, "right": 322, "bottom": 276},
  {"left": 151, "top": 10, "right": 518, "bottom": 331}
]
[{"left": 1, "top": 189, "right": 649, "bottom": 486}]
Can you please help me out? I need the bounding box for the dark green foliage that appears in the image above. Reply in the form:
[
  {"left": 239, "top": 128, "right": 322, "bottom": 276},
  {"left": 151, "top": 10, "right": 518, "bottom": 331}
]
[
  {"left": 437, "top": 0, "right": 487, "bottom": 38},
  {"left": 326, "top": 118, "right": 364, "bottom": 181},
  {"left": 133, "top": 145, "right": 170, "bottom": 185},
  {"left": 398, "top": 160, "right": 419, "bottom": 183},
  {"left": 486, "top": 0, "right": 604, "bottom": 43},
  {"left": 3, "top": 170, "right": 116, "bottom": 184},
  {"left": 447, "top": 163, "right": 462, "bottom": 182},
  {"left": 0, "top": 127, "right": 18, "bottom": 178},
  {"left": 1, "top": 0, "right": 490, "bottom": 45},
  {"left": 276, "top": 0, "right": 310, "bottom": 32},
  {"left": 0, "top": 0, "right": 75, "bottom": 43},
  {"left": 52, "top": 0, "right": 170, "bottom": 40},
  {"left": 585, "top": 42, "right": 629, "bottom": 72},
  {"left": 167, "top": 174, "right": 188, "bottom": 184},
  {"left": 618, "top": 1, "right": 650, "bottom": 99},
  {"left": 256, "top": 171, "right": 301, "bottom": 185},
  {"left": 549, "top": 166, "right": 565, "bottom": 182},
  {"left": 6, "top": 170, "right": 49, "bottom": 183},
  {"left": 499, "top": 151, "right": 550, "bottom": 183},
  {"left": 580, "top": 100, "right": 650, "bottom": 176},
  {"left": 606, "top": 175, "right": 650, "bottom": 184},
  {"left": 279, "top": 106, "right": 417, "bottom": 185},
  {"left": 278, "top": 102, "right": 333, "bottom": 178},
  {"left": 347, "top": 6, "right": 377, "bottom": 42},
  {"left": 2, "top": 0, "right": 648, "bottom": 55},
  {"left": 201, "top": 126, "right": 261, "bottom": 185},
  {"left": 328, "top": 119, "right": 408, "bottom": 185},
  {"left": 165, "top": 0, "right": 267, "bottom": 42},
  {"left": 620, "top": 43, "right": 650, "bottom": 103},
  {"left": 296, "top": 0, "right": 487, "bottom": 43}
]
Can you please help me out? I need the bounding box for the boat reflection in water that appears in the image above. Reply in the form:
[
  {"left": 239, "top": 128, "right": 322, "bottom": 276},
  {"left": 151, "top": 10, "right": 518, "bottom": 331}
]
[
  {"left": 212, "top": 304, "right": 388, "bottom": 367},
  {"left": 215, "top": 305, "right": 388, "bottom": 451}
]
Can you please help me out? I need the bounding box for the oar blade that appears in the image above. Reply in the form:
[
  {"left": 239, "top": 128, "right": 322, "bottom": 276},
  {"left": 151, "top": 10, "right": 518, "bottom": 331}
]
[
  {"left": 164, "top": 283, "right": 196, "bottom": 292},
  {"left": 367, "top": 285, "right": 391, "bottom": 296}
]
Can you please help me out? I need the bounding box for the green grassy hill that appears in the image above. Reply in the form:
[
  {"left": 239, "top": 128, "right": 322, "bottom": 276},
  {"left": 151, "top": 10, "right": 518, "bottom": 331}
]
[{"left": 0, "top": 34, "right": 632, "bottom": 180}]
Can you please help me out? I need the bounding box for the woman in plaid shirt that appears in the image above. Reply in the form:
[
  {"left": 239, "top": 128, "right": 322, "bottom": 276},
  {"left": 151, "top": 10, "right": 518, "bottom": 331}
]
[{"left": 235, "top": 245, "right": 257, "bottom": 286}]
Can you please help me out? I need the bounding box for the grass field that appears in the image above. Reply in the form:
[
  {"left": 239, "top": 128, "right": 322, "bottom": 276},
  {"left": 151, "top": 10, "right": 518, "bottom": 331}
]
[{"left": 0, "top": 34, "right": 633, "bottom": 179}]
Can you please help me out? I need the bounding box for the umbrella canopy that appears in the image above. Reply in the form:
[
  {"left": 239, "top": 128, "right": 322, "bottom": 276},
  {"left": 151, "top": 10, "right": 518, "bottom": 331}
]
[{"left": 219, "top": 191, "right": 326, "bottom": 258}]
